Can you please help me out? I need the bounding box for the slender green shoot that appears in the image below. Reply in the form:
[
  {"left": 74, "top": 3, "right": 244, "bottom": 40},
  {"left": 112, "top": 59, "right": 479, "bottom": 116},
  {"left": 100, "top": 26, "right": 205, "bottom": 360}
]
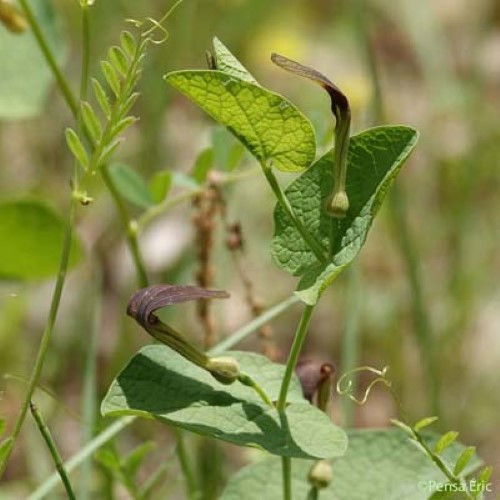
[
  {"left": 17, "top": 0, "right": 78, "bottom": 115},
  {"left": 277, "top": 305, "right": 315, "bottom": 410},
  {"left": 29, "top": 401, "right": 76, "bottom": 500},
  {"left": 340, "top": 266, "right": 362, "bottom": 426},
  {"left": 173, "top": 429, "right": 199, "bottom": 500},
  {"left": 260, "top": 162, "right": 327, "bottom": 264},
  {"left": 0, "top": 199, "right": 78, "bottom": 478},
  {"left": 281, "top": 456, "right": 292, "bottom": 500},
  {"left": 352, "top": 0, "right": 440, "bottom": 417},
  {"left": 277, "top": 304, "right": 315, "bottom": 500}
]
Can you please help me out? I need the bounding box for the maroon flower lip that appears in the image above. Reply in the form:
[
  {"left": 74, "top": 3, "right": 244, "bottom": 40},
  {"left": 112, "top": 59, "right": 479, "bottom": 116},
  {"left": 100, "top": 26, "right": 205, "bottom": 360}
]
[
  {"left": 270, "top": 52, "right": 352, "bottom": 218},
  {"left": 126, "top": 284, "right": 241, "bottom": 384},
  {"left": 127, "top": 284, "right": 229, "bottom": 330}
]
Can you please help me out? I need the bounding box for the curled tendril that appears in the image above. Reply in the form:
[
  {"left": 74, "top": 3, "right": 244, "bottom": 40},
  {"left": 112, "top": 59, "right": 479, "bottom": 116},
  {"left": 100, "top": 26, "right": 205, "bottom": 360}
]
[
  {"left": 140, "top": 17, "right": 169, "bottom": 44},
  {"left": 125, "top": 0, "right": 184, "bottom": 45},
  {"left": 336, "top": 366, "right": 391, "bottom": 405},
  {"left": 124, "top": 18, "right": 168, "bottom": 45}
]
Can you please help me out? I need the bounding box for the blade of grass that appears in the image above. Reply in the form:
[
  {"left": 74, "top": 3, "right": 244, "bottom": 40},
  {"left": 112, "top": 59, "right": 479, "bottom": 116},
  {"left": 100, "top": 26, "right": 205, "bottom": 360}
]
[
  {"left": 340, "top": 266, "right": 362, "bottom": 427},
  {"left": 78, "top": 270, "right": 101, "bottom": 500},
  {"left": 0, "top": 197, "right": 78, "bottom": 479},
  {"left": 277, "top": 304, "right": 316, "bottom": 500},
  {"left": 352, "top": 0, "right": 440, "bottom": 417},
  {"left": 29, "top": 401, "right": 76, "bottom": 500},
  {"left": 29, "top": 417, "right": 135, "bottom": 500}
]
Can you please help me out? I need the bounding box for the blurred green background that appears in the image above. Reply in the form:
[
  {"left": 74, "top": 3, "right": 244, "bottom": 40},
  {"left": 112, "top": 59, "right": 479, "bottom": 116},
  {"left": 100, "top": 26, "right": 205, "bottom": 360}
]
[{"left": 0, "top": 0, "right": 499, "bottom": 497}]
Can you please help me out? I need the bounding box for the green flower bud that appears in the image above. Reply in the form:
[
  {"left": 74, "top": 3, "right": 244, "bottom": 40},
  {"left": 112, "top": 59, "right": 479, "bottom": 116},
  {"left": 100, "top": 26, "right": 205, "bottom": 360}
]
[
  {"left": 0, "top": 1, "right": 28, "bottom": 33},
  {"left": 270, "top": 53, "right": 351, "bottom": 220},
  {"left": 206, "top": 356, "right": 240, "bottom": 385},
  {"left": 326, "top": 190, "right": 349, "bottom": 219},
  {"left": 308, "top": 459, "right": 333, "bottom": 489}
]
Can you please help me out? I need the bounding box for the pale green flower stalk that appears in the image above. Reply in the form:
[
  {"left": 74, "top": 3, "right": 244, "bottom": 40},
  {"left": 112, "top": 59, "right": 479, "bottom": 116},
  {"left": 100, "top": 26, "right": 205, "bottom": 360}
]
[{"left": 271, "top": 53, "right": 352, "bottom": 218}]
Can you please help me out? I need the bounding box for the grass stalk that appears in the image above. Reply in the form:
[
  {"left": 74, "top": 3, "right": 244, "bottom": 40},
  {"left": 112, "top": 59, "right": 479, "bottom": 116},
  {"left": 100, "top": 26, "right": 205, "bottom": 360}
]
[
  {"left": 17, "top": 0, "right": 78, "bottom": 116},
  {"left": 78, "top": 271, "right": 101, "bottom": 500},
  {"left": 29, "top": 402, "right": 76, "bottom": 500},
  {"left": 0, "top": 197, "right": 78, "bottom": 479},
  {"left": 277, "top": 304, "right": 315, "bottom": 500},
  {"left": 390, "top": 188, "right": 440, "bottom": 416},
  {"left": 352, "top": 0, "right": 440, "bottom": 417},
  {"left": 340, "top": 266, "right": 362, "bottom": 426},
  {"left": 173, "top": 429, "right": 199, "bottom": 499},
  {"left": 281, "top": 456, "right": 292, "bottom": 500}
]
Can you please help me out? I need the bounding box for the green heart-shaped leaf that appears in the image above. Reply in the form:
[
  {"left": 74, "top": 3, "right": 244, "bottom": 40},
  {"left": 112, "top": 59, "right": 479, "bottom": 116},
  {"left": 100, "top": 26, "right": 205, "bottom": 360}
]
[
  {"left": 0, "top": 199, "right": 82, "bottom": 280},
  {"left": 0, "top": 0, "right": 65, "bottom": 119},
  {"left": 212, "top": 37, "right": 257, "bottom": 84},
  {"left": 101, "top": 345, "right": 347, "bottom": 459},
  {"left": 220, "top": 429, "right": 482, "bottom": 500},
  {"left": 164, "top": 71, "right": 316, "bottom": 172},
  {"left": 108, "top": 163, "right": 155, "bottom": 209},
  {"left": 271, "top": 126, "right": 419, "bottom": 304}
]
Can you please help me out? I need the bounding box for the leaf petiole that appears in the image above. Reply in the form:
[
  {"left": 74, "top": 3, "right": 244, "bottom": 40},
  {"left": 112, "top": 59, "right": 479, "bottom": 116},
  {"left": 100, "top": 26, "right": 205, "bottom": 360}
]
[{"left": 260, "top": 161, "right": 327, "bottom": 264}]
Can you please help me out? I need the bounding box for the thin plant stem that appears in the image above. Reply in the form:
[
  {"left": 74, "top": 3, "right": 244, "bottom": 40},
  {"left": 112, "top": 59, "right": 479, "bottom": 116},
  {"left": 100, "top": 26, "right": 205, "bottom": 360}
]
[
  {"left": 18, "top": 0, "right": 78, "bottom": 115},
  {"left": 260, "top": 162, "right": 327, "bottom": 264},
  {"left": 29, "top": 417, "right": 135, "bottom": 500},
  {"left": 277, "top": 304, "right": 315, "bottom": 410},
  {"left": 340, "top": 266, "right": 362, "bottom": 427},
  {"left": 74, "top": 3, "right": 90, "bottom": 187},
  {"left": 30, "top": 293, "right": 299, "bottom": 498},
  {"left": 0, "top": 197, "right": 77, "bottom": 479},
  {"left": 138, "top": 460, "right": 173, "bottom": 499},
  {"left": 281, "top": 456, "right": 292, "bottom": 500},
  {"left": 307, "top": 487, "right": 319, "bottom": 500},
  {"left": 410, "top": 429, "right": 472, "bottom": 499},
  {"left": 79, "top": 270, "right": 101, "bottom": 500},
  {"left": 391, "top": 188, "right": 440, "bottom": 416},
  {"left": 19, "top": 0, "right": 149, "bottom": 288},
  {"left": 238, "top": 374, "right": 274, "bottom": 406},
  {"left": 137, "top": 166, "right": 259, "bottom": 230},
  {"left": 101, "top": 164, "right": 149, "bottom": 286},
  {"left": 210, "top": 295, "right": 300, "bottom": 355},
  {"left": 173, "top": 429, "right": 198, "bottom": 500},
  {"left": 29, "top": 402, "right": 76, "bottom": 500},
  {"left": 277, "top": 304, "right": 315, "bottom": 500},
  {"left": 352, "top": 0, "right": 440, "bottom": 417}
]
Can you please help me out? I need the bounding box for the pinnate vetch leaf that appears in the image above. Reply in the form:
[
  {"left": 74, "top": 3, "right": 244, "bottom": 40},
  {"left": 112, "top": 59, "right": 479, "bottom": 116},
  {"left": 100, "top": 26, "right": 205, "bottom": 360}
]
[{"left": 0, "top": 199, "right": 82, "bottom": 280}]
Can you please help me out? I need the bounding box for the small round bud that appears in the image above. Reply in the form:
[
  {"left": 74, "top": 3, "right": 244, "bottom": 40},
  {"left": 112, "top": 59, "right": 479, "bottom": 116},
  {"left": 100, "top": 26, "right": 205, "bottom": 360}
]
[
  {"left": 308, "top": 459, "right": 333, "bottom": 489},
  {"left": 0, "top": 2, "right": 28, "bottom": 33},
  {"left": 206, "top": 356, "right": 240, "bottom": 385},
  {"left": 326, "top": 191, "right": 349, "bottom": 219}
]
